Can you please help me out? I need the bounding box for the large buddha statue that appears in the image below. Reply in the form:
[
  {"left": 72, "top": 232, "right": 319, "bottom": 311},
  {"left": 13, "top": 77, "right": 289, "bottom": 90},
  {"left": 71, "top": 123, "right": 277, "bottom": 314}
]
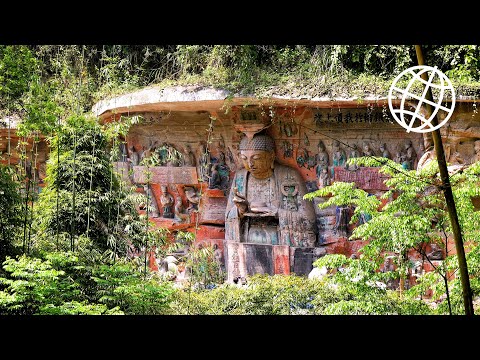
[{"left": 225, "top": 132, "right": 317, "bottom": 268}]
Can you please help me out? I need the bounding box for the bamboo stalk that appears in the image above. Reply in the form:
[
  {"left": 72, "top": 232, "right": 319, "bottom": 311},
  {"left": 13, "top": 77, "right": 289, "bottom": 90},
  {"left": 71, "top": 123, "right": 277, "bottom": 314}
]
[{"left": 415, "top": 45, "right": 474, "bottom": 315}]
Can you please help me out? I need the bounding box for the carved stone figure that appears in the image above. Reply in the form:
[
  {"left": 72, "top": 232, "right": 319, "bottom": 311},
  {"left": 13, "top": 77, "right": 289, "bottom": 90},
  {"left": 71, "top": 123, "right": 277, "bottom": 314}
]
[
  {"left": 346, "top": 143, "right": 360, "bottom": 171},
  {"left": 362, "top": 142, "right": 375, "bottom": 157},
  {"left": 183, "top": 143, "right": 196, "bottom": 166},
  {"left": 418, "top": 142, "right": 425, "bottom": 159},
  {"left": 198, "top": 143, "right": 211, "bottom": 182},
  {"left": 332, "top": 140, "right": 347, "bottom": 178},
  {"left": 332, "top": 140, "right": 347, "bottom": 167},
  {"left": 403, "top": 139, "right": 417, "bottom": 170},
  {"left": 226, "top": 146, "right": 237, "bottom": 170},
  {"left": 160, "top": 184, "right": 174, "bottom": 218},
  {"left": 141, "top": 140, "right": 158, "bottom": 163},
  {"left": 383, "top": 255, "right": 398, "bottom": 290},
  {"left": 174, "top": 196, "right": 189, "bottom": 223},
  {"left": 208, "top": 163, "right": 221, "bottom": 189},
  {"left": 334, "top": 205, "right": 350, "bottom": 237},
  {"left": 472, "top": 140, "right": 480, "bottom": 164},
  {"left": 215, "top": 151, "right": 230, "bottom": 190},
  {"left": 427, "top": 243, "right": 444, "bottom": 260},
  {"left": 142, "top": 184, "right": 160, "bottom": 218},
  {"left": 128, "top": 145, "right": 140, "bottom": 166},
  {"left": 118, "top": 141, "right": 128, "bottom": 162},
  {"left": 213, "top": 243, "right": 225, "bottom": 273},
  {"left": 412, "top": 261, "right": 424, "bottom": 279},
  {"left": 332, "top": 140, "right": 347, "bottom": 176},
  {"left": 379, "top": 143, "right": 391, "bottom": 159},
  {"left": 315, "top": 140, "right": 329, "bottom": 177},
  {"left": 282, "top": 140, "right": 293, "bottom": 159},
  {"left": 225, "top": 132, "right": 317, "bottom": 248},
  {"left": 394, "top": 150, "right": 406, "bottom": 167},
  {"left": 283, "top": 122, "right": 294, "bottom": 137},
  {"left": 318, "top": 167, "right": 331, "bottom": 189},
  {"left": 184, "top": 186, "right": 200, "bottom": 212}
]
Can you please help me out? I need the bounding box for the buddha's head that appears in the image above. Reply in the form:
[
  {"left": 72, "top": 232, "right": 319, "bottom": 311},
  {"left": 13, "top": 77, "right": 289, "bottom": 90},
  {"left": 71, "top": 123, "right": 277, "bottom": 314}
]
[{"left": 239, "top": 133, "right": 276, "bottom": 179}]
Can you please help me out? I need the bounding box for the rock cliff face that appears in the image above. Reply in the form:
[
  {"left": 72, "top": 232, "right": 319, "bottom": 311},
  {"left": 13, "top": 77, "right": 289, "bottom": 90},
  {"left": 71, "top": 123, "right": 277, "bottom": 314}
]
[
  {"left": 91, "top": 87, "right": 480, "bottom": 281},
  {"left": 4, "top": 85, "right": 479, "bottom": 283}
]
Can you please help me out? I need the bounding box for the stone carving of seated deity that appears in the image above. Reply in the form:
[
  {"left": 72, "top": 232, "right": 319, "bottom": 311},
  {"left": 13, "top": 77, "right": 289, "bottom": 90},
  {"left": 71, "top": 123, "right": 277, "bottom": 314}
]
[{"left": 225, "top": 132, "right": 317, "bottom": 248}]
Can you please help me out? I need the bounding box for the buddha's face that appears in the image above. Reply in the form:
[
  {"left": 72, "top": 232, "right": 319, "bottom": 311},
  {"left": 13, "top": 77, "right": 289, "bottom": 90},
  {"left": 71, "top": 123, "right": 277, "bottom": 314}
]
[{"left": 240, "top": 149, "right": 275, "bottom": 179}]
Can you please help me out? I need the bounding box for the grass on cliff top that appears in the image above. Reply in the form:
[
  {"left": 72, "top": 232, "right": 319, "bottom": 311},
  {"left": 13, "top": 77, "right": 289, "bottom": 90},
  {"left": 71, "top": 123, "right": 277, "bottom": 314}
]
[{"left": 94, "top": 67, "right": 480, "bottom": 105}]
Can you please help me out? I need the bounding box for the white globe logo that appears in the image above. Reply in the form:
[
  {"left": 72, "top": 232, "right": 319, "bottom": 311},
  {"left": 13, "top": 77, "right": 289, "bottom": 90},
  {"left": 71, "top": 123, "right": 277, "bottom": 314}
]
[{"left": 388, "top": 65, "right": 456, "bottom": 133}]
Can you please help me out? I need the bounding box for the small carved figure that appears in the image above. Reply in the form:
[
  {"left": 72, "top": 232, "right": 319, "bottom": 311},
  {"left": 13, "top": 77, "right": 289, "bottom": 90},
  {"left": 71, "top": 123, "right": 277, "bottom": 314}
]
[
  {"left": 472, "top": 140, "right": 480, "bottom": 164},
  {"left": 403, "top": 139, "right": 417, "bottom": 170},
  {"left": 208, "top": 163, "right": 222, "bottom": 189},
  {"left": 198, "top": 143, "right": 211, "bottom": 182},
  {"left": 183, "top": 143, "right": 196, "bottom": 166},
  {"left": 184, "top": 186, "right": 200, "bottom": 212},
  {"left": 346, "top": 143, "right": 360, "bottom": 171},
  {"left": 362, "top": 142, "right": 375, "bottom": 157},
  {"left": 141, "top": 140, "right": 158, "bottom": 162},
  {"left": 334, "top": 205, "right": 350, "bottom": 237},
  {"left": 318, "top": 167, "right": 331, "bottom": 189},
  {"left": 332, "top": 140, "right": 347, "bottom": 177},
  {"left": 281, "top": 181, "right": 299, "bottom": 211},
  {"left": 332, "top": 140, "right": 347, "bottom": 167},
  {"left": 282, "top": 140, "right": 293, "bottom": 159},
  {"left": 128, "top": 145, "right": 140, "bottom": 166},
  {"left": 160, "top": 184, "right": 174, "bottom": 218},
  {"left": 142, "top": 184, "right": 160, "bottom": 218},
  {"left": 394, "top": 150, "right": 406, "bottom": 168},
  {"left": 225, "top": 146, "right": 237, "bottom": 171},
  {"left": 213, "top": 243, "right": 225, "bottom": 273},
  {"left": 283, "top": 122, "right": 294, "bottom": 137},
  {"left": 427, "top": 243, "right": 444, "bottom": 260},
  {"left": 315, "top": 140, "right": 329, "bottom": 177},
  {"left": 118, "top": 141, "right": 128, "bottom": 162},
  {"left": 174, "top": 196, "right": 189, "bottom": 223},
  {"left": 412, "top": 261, "right": 424, "bottom": 279},
  {"left": 379, "top": 143, "right": 391, "bottom": 159}
]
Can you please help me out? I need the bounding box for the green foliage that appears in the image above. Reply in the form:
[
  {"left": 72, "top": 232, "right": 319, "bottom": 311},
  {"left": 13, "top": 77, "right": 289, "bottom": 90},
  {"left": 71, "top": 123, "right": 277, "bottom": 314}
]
[
  {"left": 0, "top": 46, "right": 40, "bottom": 113},
  {"left": 170, "top": 274, "right": 324, "bottom": 315},
  {"left": 31, "top": 114, "right": 145, "bottom": 257},
  {"left": 184, "top": 242, "right": 225, "bottom": 288},
  {"left": 17, "top": 80, "right": 63, "bottom": 137},
  {"left": 305, "top": 157, "right": 480, "bottom": 314},
  {"left": 311, "top": 255, "right": 432, "bottom": 315},
  {"left": 0, "top": 165, "right": 22, "bottom": 262},
  {"left": 169, "top": 269, "right": 430, "bottom": 315},
  {"left": 0, "top": 252, "right": 176, "bottom": 315},
  {"left": 334, "top": 45, "right": 414, "bottom": 76},
  {"left": 90, "top": 262, "right": 175, "bottom": 315},
  {"left": 0, "top": 254, "right": 85, "bottom": 315},
  {"left": 3, "top": 45, "right": 479, "bottom": 121},
  {"left": 40, "top": 301, "right": 123, "bottom": 315}
]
